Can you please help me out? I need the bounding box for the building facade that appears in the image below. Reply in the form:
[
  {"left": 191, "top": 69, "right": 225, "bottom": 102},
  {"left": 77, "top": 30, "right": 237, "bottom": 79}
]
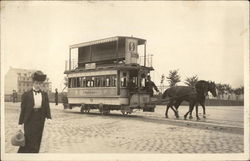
[{"left": 4, "top": 67, "right": 52, "bottom": 95}]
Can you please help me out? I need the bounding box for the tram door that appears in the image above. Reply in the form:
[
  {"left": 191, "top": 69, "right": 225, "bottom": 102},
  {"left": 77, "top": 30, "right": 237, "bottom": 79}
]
[
  {"left": 127, "top": 70, "right": 148, "bottom": 92},
  {"left": 127, "top": 70, "right": 150, "bottom": 106}
]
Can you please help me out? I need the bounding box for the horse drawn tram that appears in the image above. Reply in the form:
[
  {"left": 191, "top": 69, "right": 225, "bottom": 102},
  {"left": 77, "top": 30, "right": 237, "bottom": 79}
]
[{"left": 64, "top": 36, "right": 156, "bottom": 115}]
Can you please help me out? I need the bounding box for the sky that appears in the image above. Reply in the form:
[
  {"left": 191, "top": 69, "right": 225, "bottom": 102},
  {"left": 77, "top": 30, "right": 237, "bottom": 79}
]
[{"left": 1, "top": 1, "right": 249, "bottom": 91}]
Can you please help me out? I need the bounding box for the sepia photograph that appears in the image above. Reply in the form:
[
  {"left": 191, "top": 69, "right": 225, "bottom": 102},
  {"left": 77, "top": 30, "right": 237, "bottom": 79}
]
[{"left": 1, "top": 1, "right": 249, "bottom": 161}]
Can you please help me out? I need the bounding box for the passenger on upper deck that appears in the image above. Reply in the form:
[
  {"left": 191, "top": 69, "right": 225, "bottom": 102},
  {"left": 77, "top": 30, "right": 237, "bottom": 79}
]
[{"left": 145, "top": 75, "right": 159, "bottom": 97}]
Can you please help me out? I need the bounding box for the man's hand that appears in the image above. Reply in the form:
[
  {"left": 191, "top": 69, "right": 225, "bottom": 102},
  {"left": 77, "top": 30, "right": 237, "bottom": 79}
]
[
  {"left": 18, "top": 124, "right": 24, "bottom": 133},
  {"left": 46, "top": 119, "right": 52, "bottom": 125}
]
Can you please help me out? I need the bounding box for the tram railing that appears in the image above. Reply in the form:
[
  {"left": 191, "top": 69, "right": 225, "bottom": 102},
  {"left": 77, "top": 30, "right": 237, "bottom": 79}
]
[
  {"left": 65, "top": 59, "right": 78, "bottom": 71},
  {"left": 65, "top": 54, "right": 153, "bottom": 71},
  {"left": 138, "top": 54, "right": 153, "bottom": 68}
]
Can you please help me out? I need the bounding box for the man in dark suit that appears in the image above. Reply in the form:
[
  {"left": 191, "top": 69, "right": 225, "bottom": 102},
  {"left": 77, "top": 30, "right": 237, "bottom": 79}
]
[
  {"left": 145, "top": 75, "right": 159, "bottom": 97},
  {"left": 55, "top": 88, "right": 58, "bottom": 105},
  {"left": 18, "top": 70, "right": 52, "bottom": 153},
  {"left": 12, "top": 90, "right": 17, "bottom": 103}
]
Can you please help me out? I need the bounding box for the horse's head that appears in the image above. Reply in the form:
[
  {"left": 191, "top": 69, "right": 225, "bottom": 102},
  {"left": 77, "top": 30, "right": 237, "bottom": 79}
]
[
  {"left": 195, "top": 80, "right": 217, "bottom": 97},
  {"left": 208, "top": 81, "right": 217, "bottom": 97}
]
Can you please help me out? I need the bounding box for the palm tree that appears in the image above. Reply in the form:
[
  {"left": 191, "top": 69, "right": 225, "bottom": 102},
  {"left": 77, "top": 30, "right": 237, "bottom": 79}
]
[
  {"left": 166, "top": 69, "right": 181, "bottom": 87},
  {"left": 184, "top": 75, "right": 199, "bottom": 87}
]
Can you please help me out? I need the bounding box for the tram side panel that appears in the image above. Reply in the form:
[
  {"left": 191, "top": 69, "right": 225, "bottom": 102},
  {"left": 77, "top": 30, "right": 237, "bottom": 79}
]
[
  {"left": 66, "top": 85, "right": 155, "bottom": 112},
  {"left": 67, "top": 87, "right": 129, "bottom": 106}
]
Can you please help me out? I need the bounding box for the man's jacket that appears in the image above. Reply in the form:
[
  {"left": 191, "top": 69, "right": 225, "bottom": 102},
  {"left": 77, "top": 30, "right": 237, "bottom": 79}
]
[{"left": 18, "top": 89, "right": 52, "bottom": 125}]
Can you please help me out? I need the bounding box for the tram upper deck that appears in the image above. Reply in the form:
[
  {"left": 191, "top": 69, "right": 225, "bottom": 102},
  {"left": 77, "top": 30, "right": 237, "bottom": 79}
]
[{"left": 65, "top": 36, "right": 153, "bottom": 73}]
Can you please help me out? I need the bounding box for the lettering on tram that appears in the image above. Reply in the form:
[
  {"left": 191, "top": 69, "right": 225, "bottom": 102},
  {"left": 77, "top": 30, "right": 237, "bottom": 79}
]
[{"left": 63, "top": 36, "right": 156, "bottom": 115}]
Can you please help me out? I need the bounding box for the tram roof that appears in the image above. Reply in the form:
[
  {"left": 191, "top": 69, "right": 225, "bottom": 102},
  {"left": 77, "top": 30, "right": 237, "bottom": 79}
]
[{"left": 70, "top": 36, "right": 146, "bottom": 49}]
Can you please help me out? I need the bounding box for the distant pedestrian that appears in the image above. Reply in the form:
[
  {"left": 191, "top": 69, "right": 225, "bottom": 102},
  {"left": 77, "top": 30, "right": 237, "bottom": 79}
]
[
  {"left": 12, "top": 90, "right": 17, "bottom": 103},
  {"left": 18, "top": 70, "right": 52, "bottom": 153},
  {"left": 55, "top": 88, "right": 58, "bottom": 105}
]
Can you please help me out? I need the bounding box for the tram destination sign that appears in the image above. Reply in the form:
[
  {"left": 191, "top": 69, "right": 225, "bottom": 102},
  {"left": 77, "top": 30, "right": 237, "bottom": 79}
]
[{"left": 85, "top": 63, "right": 96, "bottom": 70}]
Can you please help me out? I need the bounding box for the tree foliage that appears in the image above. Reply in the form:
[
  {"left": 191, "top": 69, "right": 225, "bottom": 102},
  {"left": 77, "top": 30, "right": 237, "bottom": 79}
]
[
  {"left": 184, "top": 75, "right": 199, "bottom": 87},
  {"left": 216, "top": 83, "right": 243, "bottom": 99},
  {"left": 166, "top": 69, "right": 181, "bottom": 87},
  {"left": 160, "top": 74, "right": 165, "bottom": 84},
  {"left": 233, "top": 86, "right": 244, "bottom": 95}
]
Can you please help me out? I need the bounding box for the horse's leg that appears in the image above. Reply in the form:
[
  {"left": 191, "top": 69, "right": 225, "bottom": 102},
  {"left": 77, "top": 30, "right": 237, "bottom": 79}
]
[
  {"left": 174, "top": 100, "right": 182, "bottom": 118},
  {"left": 189, "top": 105, "right": 193, "bottom": 119},
  {"left": 201, "top": 102, "right": 206, "bottom": 118},
  {"left": 165, "top": 102, "right": 172, "bottom": 118},
  {"left": 170, "top": 106, "right": 177, "bottom": 118},
  {"left": 165, "top": 105, "right": 170, "bottom": 118},
  {"left": 188, "top": 102, "right": 195, "bottom": 120},
  {"left": 195, "top": 104, "right": 200, "bottom": 120},
  {"left": 184, "top": 103, "right": 193, "bottom": 120}
]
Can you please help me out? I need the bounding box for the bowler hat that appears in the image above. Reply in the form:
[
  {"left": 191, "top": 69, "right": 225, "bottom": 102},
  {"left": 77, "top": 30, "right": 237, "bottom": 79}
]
[
  {"left": 32, "top": 70, "right": 47, "bottom": 82},
  {"left": 11, "top": 130, "right": 25, "bottom": 147}
]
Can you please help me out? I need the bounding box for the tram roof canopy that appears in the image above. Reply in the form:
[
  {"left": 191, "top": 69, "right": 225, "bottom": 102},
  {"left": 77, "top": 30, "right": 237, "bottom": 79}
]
[{"left": 70, "top": 36, "right": 146, "bottom": 49}]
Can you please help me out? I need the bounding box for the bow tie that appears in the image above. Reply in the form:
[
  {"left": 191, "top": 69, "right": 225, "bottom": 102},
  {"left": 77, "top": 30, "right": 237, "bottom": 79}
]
[{"left": 33, "top": 90, "right": 41, "bottom": 95}]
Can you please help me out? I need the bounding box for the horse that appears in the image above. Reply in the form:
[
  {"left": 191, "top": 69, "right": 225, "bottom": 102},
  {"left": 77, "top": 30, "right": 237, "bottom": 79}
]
[
  {"left": 193, "top": 80, "right": 217, "bottom": 118},
  {"left": 162, "top": 80, "right": 217, "bottom": 120}
]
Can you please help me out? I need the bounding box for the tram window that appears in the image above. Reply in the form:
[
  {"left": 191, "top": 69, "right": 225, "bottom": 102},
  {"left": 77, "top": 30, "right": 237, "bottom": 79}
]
[
  {"left": 76, "top": 77, "right": 80, "bottom": 87},
  {"left": 79, "top": 77, "right": 82, "bottom": 87},
  {"left": 71, "top": 78, "right": 74, "bottom": 87},
  {"left": 101, "top": 77, "right": 105, "bottom": 87},
  {"left": 68, "top": 78, "right": 71, "bottom": 88},
  {"left": 97, "top": 77, "right": 101, "bottom": 87},
  {"left": 141, "top": 78, "right": 146, "bottom": 87},
  {"left": 106, "top": 76, "right": 110, "bottom": 87},
  {"left": 121, "top": 77, "right": 127, "bottom": 87},
  {"left": 69, "top": 78, "right": 73, "bottom": 88},
  {"left": 85, "top": 77, "right": 93, "bottom": 87},
  {"left": 134, "top": 77, "right": 138, "bottom": 85},
  {"left": 91, "top": 77, "right": 94, "bottom": 87},
  {"left": 68, "top": 75, "right": 117, "bottom": 88},
  {"left": 86, "top": 80, "right": 90, "bottom": 87},
  {"left": 110, "top": 76, "right": 116, "bottom": 87},
  {"left": 75, "top": 78, "right": 78, "bottom": 87},
  {"left": 114, "top": 77, "right": 117, "bottom": 86},
  {"left": 72, "top": 78, "right": 76, "bottom": 87},
  {"left": 82, "top": 77, "right": 86, "bottom": 87},
  {"left": 94, "top": 77, "right": 99, "bottom": 87}
]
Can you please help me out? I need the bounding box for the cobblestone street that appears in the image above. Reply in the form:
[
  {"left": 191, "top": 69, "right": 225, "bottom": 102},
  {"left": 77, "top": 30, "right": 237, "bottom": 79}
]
[{"left": 4, "top": 102, "right": 244, "bottom": 153}]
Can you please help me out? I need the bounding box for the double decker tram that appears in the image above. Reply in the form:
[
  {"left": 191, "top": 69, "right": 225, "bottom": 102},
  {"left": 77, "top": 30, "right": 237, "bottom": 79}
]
[{"left": 64, "top": 36, "right": 155, "bottom": 115}]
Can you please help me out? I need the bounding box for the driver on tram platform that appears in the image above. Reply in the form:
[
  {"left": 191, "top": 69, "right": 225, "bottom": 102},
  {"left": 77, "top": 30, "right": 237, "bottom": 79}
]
[{"left": 145, "top": 75, "right": 159, "bottom": 97}]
